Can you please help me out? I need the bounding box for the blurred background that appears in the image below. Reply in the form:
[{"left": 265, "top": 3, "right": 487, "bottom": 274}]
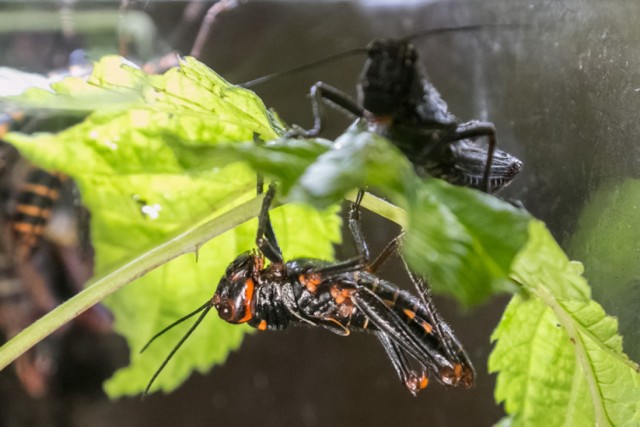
[{"left": 1, "top": 0, "right": 639, "bottom": 426}]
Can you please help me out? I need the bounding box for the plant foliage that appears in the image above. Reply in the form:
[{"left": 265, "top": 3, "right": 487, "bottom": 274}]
[{"left": 1, "top": 56, "right": 638, "bottom": 424}]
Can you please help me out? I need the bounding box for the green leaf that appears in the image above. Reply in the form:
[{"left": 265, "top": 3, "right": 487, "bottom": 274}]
[
  {"left": 287, "top": 122, "right": 418, "bottom": 207},
  {"left": 4, "top": 56, "right": 341, "bottom": 396},
  {"left": 404, "top": 180, "right": 528, "bottom": 305},
  {"left": 566, "top": 178, "right": 640, "bottom": 361},
  {"left": 490, "top": 221, "right": 640, "bottom": 427},
  {"left": 2, "top": 54, "right": 540, "bottom": 405},
  {"left": 166, "top": 121, "right": 531, "bottom": 305}
]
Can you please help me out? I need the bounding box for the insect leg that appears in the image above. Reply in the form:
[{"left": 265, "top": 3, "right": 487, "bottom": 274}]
[
  {"left": 348, "top": 189, "right": 370, "bottom": 262},
  {"left": 350, "top": 285, "right": 450, "bottom": 373},
  {"left": 307, "top": 189, "right": 371, "bottom": 276},
  {"left": 348, "top": 192, "right": 403, "bottom": 273},
  {"left": 377, "top": 332, "right": 429, "bottom": 396},
  {"left": 451, "top": 120, "right": 496, "bottom": 193},
  {"left": 293, "top": 82, "right": 364, "bottom": 137},
  {"left": 251, "top": 132, "right": 283, "bottom": 264},
  {"left": 255, "top": 183, "right": 284, "bottom": 264},
  {"left": 367, "top": 232, "right": 405, "bottom": 274},
  {"left": 401, "top": 258, "right": 475, "bottom": 388}
]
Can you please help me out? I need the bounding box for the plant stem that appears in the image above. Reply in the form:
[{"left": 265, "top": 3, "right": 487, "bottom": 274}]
[
  {"left": 0, "top": 194, "right": 264, "bottom": 371},
  {"left": 0, "top": 191, "right": 406, "bottom": 371}
]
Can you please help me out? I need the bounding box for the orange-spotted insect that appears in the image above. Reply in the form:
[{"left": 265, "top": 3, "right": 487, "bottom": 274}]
[
  {"left": 11, "top": 168, "right": 68, "bottom": 257},
  {"left": 141, "top": 184, "right": 474, "bottom": 396}
]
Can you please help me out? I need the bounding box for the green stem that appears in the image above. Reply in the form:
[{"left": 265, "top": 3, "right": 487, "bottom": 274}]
[
  {"left": 347, "top": 190, "right": 408, "bottom": 228},
  {"left": 0, "top": 194, "right": 264, "bottom": 371},
  {"left": 0, "top": 191, "right": 406, "bottom": 371}
]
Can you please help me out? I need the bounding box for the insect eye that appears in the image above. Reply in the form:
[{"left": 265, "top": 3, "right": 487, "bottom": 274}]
[{"left": 217, "top": 301, "right": 235, "bottom": 321}]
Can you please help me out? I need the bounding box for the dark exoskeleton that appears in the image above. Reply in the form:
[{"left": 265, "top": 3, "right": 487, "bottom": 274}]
[
  {"left": 277, "top": 37, "right": 522, "bottom": 193},
  {"left": 142, "top": 184, "right": 474, "bottom": 396}
]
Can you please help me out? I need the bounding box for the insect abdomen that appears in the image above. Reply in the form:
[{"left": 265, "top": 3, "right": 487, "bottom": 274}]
[{"left": 13, "top": 168, "right": 66, "bottom": 252}]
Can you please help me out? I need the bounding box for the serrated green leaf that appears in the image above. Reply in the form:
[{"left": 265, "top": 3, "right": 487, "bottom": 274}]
[
  {"left": 566, "top": 178, "right": 640, "bottom": 362},
  {"left": 490, "top": 221, "right": 640, "bottom": 427},
  {"left": 404, "top": 180, "right": 528, "bottom": 305},
  {"left": 4, "top": 56, "right": 341, "bottom": 397},
  {"left": 287, "top": 122, "right": 418, "bottom": 207}
]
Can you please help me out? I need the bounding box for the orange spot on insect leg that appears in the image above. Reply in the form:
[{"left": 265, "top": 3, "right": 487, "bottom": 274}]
[
  {"left": 406, "top": 371, "right": 429, "bottom": 396},
  {"left": 403, "top": 309, "right": 416, "bottom": 320},
  {"left": 421, "top": 321, "right": 433, "bottom": 334}
]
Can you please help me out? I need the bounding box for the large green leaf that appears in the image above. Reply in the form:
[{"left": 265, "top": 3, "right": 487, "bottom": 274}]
[
  {"left": 490, "top": 221, "right": 640, "bottom": 426},
  {"left": 4, "top": 56, "right": 340, "bottom": 396},
  {"left": 566, "top": 178, "right": 640, "bottom": 362},
  {"left": 5, "top": 55, "right": 636, "bottom": 424}
]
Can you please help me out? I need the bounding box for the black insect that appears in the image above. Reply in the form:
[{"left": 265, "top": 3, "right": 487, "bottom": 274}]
[
  {"left": 141, "top": 184, "right": 474, "bottom": 396},
  {"left": 242, "top": 27, "right": 523, "bottom": 193}
]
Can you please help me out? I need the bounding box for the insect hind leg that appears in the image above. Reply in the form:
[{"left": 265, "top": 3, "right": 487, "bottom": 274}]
[
  {"left": 288, "top": 82, "right": 364, "bottom": 138},
  {"left": 312, "top": 189, "right": 371, "bottom": 276},
  {"left": 401, "top": 258, "right": 475, "bottom": 388},
  {"left": 252, "top": 134, "right": 283, "bottom": 264},
  {"left": 255, "top": 184, "right": 284, "bottom": 264},
  {"left": 377, "top": 332, "right": 429, "bottom": 396}
]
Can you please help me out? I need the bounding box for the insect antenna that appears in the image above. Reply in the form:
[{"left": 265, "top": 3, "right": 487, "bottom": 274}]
[
  {"left": 240, "top": 47, "right": 367, "bottom": 88},
  {"left": 141, "top": 300, "right": 213, "bottom": 397},
  {"left": 240, "top": 23, "right": 522, "bottom": 89},
  {"left": 406, "top": 23, "right": 522, "bottom": 42}
]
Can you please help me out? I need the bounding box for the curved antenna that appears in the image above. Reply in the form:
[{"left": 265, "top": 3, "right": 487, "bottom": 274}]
[
  {"left": 140, "top": 300, "right": 212, "bottom": 353},
  {"left": 406, "top": 23, "right": 522, "bottom": 42},
  {"left": 240, "top": 47, "right": 367, "bottom": 88},
  {"left": 141, "top": 302, "right": 213, "bottom": 397},
  {"left": 240, "top": 23, "right": 523, "bottom": 90}
]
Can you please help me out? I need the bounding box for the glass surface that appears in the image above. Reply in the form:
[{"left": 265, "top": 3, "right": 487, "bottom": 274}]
[{"left": 1, "top": 1, "right": 638, "bottom": 425}]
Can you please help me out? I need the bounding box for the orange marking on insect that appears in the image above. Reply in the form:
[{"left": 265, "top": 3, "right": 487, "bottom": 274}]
[
  {"left": 299, "top": 272, "right": 322, "bottom": 293},
  {"left": 258, "top": 320, "right": 267, "bottom": 330},
  {"left": 422, "top": 322, "right": 433, "bottom": 334},
  {"left": 419, "top": 374, "right": 429, "bottom": 390},
  {"left": 403, "top": 309, "right": 416, "bottom": 320},
  {"left": 454, "top": 363, "right": 463, "bottom": 379},
  {"left": 331, "top": 286, "right": 354, "bottom": 306},
  {"left": 330, "top": 285, "right": 344, "bottom": 304},
  {"left": 21, "top": 182, "right": 59, "bottom": 198},
  {"left": 16, "top": 204, "right": 50, "bottom": 218},
  {"left": 235, "top": 278, "right": 255, "bottom": 323},
  {"left": 13, "top": 222, "right": 37, "bottom": 234}
]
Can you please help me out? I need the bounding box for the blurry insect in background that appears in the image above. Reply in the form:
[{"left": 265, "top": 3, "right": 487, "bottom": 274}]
[
  {"left": 0, "top": 109, "right": 114, "bottom": 397},
  {"left": 140, "top": 184, "right": 474, "bottom": 396},
  {"left": 0, "top": 0, "right": 230, "bottom": 395},
  {"left": 0, "top": 0, "right": 243, "bottom": 397},
  {"left": 241, "top": 26, "right": 523, "bottom": 194}
]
